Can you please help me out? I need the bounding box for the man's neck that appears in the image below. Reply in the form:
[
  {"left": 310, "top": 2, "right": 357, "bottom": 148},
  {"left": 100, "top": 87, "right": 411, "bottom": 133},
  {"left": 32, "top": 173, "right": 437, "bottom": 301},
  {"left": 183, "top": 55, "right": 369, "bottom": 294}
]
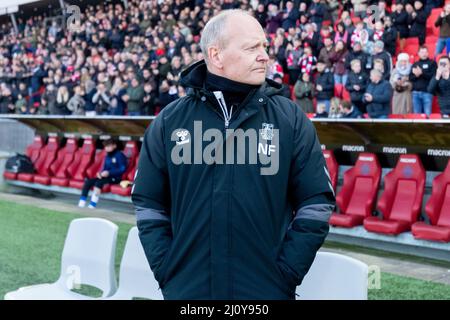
[{"left": 205, "top": 71, "right": 261, "bottom": 107}]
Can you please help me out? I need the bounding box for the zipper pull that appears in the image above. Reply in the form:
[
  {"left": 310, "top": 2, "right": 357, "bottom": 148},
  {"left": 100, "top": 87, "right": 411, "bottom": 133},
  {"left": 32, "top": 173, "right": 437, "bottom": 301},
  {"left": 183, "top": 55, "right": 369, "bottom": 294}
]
[{"left": 225, "top": 119, "right": 229, "bottom": 129}]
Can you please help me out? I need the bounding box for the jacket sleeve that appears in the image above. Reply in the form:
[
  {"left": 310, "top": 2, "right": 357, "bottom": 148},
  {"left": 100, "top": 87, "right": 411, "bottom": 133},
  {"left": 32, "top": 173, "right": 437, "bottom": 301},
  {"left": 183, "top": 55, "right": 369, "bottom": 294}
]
[
  {"left": 428, "top": 77, "right": 439, "bottom": 94},
  {"left": 131, "top": 114, "right": 172, "bottom": 285},
  {"left": 277, "top": 109, "right": 335, "bottom": 287}
]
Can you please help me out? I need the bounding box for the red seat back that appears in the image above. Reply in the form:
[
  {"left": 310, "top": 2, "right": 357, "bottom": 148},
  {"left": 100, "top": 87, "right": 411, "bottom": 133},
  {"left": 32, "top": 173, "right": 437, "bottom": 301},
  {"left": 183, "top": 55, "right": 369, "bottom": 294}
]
[
  {"left": 70, "top": 138, "right": 95, "bottom": 180},
  {"left": 377, "top": 154, "right": 425, "bottom": 223},
  {"left": 121, "top": 141, "right": 139, "bottom": 179},
  {"left": 51, "top": 138, "right": 78, "bottom": 178},
  {"left": 323, "top": 150, "right": 338, "bottom": 191},
  {"left": 34, "top": 137, "right": 59, "bottom": 176},
  {"left": 86, "top": 149, "right": 106, "bottom": 179},
  {"left": 425, "top": 160, "right": 450, "bottom": 228},
  {"left": 125, "top": 155, "right": 139, "bottom": 181},
  {"left": 26, "top": 136, "right": 44, "bottom": 164},
  {"left": 337, "top": 153, "right": 381, "bottom": 217}
]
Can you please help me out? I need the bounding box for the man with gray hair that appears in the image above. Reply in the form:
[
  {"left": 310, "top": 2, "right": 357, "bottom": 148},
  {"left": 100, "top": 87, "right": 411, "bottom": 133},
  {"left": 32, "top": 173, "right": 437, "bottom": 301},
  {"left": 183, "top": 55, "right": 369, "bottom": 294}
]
[
  {"left": 132, "top": 9, "right": 335, "bottom": 300},
  {"left": 363, "top": 69, "right": 393, "bottom": 118}
]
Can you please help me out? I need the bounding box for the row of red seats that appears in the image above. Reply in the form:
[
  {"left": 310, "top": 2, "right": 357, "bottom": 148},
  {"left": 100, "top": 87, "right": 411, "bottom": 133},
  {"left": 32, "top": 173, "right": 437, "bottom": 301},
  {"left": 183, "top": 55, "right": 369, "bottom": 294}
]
[
  {"left": 3, "top": 136, "right": 139, "bottom": 197},
  {"left": 323, "top": 150, "right": 450, "bottom": 242}
]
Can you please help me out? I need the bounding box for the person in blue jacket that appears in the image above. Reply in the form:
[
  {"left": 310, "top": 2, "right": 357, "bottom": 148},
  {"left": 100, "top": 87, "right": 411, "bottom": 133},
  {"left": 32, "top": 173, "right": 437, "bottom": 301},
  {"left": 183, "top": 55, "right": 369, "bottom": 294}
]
[
  {"left": 78, "top": 139, "right": 127, "bottom": 208},
  {"left": 132, "top": 9, "right": 335, "bottom": 300},
  {"left": 363, "top": 69, "right": 393, "bottom": 119}
]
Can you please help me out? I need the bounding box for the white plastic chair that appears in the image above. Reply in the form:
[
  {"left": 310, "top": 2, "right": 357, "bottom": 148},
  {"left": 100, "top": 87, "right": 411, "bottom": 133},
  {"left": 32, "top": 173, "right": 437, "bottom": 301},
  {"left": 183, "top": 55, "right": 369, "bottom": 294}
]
[
  {"left": 104, "top": 227, "right": 163, "bottom": 300},
  {"left": 296, "top": 251, "right": 368, "bottom": 300},
  {"left": 5, "top": 218, "right": 119, "bottom": 300}
]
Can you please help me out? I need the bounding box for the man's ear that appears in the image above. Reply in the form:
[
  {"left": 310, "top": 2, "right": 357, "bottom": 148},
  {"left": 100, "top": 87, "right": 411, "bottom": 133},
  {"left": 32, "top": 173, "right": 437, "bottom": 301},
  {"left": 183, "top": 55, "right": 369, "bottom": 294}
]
[{"left": 207, "top": 46, "right": 224, "bottom": 70}]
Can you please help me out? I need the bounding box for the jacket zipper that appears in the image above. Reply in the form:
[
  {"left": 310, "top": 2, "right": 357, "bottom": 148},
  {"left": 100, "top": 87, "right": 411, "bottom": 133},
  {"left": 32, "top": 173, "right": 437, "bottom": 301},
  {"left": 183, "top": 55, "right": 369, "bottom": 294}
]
[{"left": 213, "top": 91, "right": 233, "bottom": 129}]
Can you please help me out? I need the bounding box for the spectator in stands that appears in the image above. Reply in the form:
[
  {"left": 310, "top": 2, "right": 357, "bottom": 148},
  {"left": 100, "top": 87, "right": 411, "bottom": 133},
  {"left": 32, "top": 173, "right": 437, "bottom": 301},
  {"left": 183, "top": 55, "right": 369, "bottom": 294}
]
[
  {"left": 329, "top": 40, "right": 349, "bottom": 85},
  {"left": 92, "top": 83, "right": 112, "bottom": 115},
  {"left": 314, "top": 102, "right": 329, "bottom": 118},
  {"left": 0, "top": 85, "right": 14, "bottom": 114},
  {"left": 346, "top": 41, "right": 369, "bottom": 73},
  {"left": 334, "top": 22, "right": 349, "bottom": 45},
  {"left": 67, "top": 85, "right": 85, "bottom": 116},
  {"left": 307, "top": 0, "right": 327, "bottom": 27},
  {"left": 281, "top": 1, "right": 300, "bottom": 31},
  {"left": 382, "top": 16, "right": 398, "bottom": 57},
  {"left": 363, "top": 69, "right": 393, "bottom": 119},
  {"left": 410, "top": 46, "right": 437, "bottom": 116},
  {"left": 157, "top": 79, "right": 179, "bottom": 110},
  {"left": 435, "top": 3, "right": 450, "bottom": 56},
  {"left": 318, "top": 37, "right": 335, "bottom": 69},
  {"left": 298, "top": 46, "right": 317, "bottom": 75},
  {"left": 273, "top": 73, "right": 291, "bottom": 98},
  {"left": 109, "top": 78, "right": 127, "bottom": 116},
  {"left": 14, "top": 94, "right": 27, "bottom": 114},
  {"left": 78, "top": 139, "right": 127, "bottom": 209},
  {"left": 41, "top": 84, "right": 57, "bottom": 115},
  {"left": 285, "top": 37, "right": 304, "bottom": 85},
  {"left": 328, "top": 97, "right": 343, "bottom": 118},
  {"left": 392, "top": 3, "right": 410, "bottom": 50},
  {"left": 294, "top": 72, "right": 315, "bottom": 113},
  {"left": 428, "top": 56, "right": 450, "bottom": 116},
  {"left": 352, "top": 0, "right": 368, "bottom": 19},
  {"left": 125, "top": 78, "right": 145, "bottom": 116},
  {"left": 83, "top": 80, "right": 97, "bottom": 117},
  {"left": 339, "top": 99, "right": 363, "bottom": 118},
  {"left": 408, "top": 0, "right": 428, "bottom": 45},
  {"left": 266, "top": 3, "right": 283, "bottom": 34},
  {"left": 55, "top": 86, "right": 70, "bottom": 115},
  {"left": 346, "top": 59, "right": 368, "bottom": 113},
  {"left": 371, "top": 41, "right": 392, "bottom": 79},
  {"left": 314, "top": 60, "right": 334, "bottom": 112},
  {"left": 390, "top": 53, "right": 413, "bottom": 115}
]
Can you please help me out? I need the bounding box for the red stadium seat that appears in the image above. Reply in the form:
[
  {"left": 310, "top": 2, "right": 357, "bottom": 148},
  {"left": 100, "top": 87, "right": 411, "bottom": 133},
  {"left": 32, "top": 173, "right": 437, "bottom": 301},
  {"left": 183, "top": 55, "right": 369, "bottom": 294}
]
[
  {"left": 404, "top": 114, "right": 427, "bottom": 119},
  {"left": 330, "top": 153, "right": 381, "bottom": 228},
  {"left": 110, "top": 156, "right": 139, "bottom": 196},
  {"left": 412, "top": 160, "right": 450, "bottom": 242},
  {"left": 52, "top": 138, "right": 95, "bottom": 187},
  {"left": 3, "top": 135, "right": 44, "bottom": 180},
  {"left": 432, "top": 96, "right": 441, "bottom": 114},
  {"left": 69, "top": 149, "right": 106, "bottom": 190},
  {"left": 17, "top": 137, "right": 59, "bottom": 183},
  {"left": 334, "top": 83, "right": 344, "bottom": 98},
  {"left": 388, "top": 114, "right": 405, "bottom": 119},
  {"left": 429, "top": 113, "right": 443, "bottom": 119},
  {"left": 364, "top": 154, "right": 426, "bottom": 235},
  {"left": 323, "top": 149, "right": 338, "bottom": 191},
  {"left": 34, "top": 138, "right": 79, "bottom": 185}
]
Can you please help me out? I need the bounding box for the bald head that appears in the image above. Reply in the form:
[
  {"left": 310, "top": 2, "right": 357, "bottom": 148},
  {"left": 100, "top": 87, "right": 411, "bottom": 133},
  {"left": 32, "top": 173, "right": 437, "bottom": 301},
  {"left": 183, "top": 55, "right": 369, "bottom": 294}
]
[{"left": 199, "top": 9, "right": 269, "bottom": 85}]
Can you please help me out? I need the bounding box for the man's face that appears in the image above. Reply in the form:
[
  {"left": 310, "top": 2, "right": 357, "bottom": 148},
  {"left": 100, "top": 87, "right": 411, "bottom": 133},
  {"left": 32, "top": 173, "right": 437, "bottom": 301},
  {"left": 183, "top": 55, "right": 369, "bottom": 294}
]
[
  {"left": 104, "top": 144, "right": 116, "bottom": 153},
  {"left": 351, "top": 62, "right": 361, "bottom": 73},
  {"left": 371, "top": 71, "right": 381, "bottom": 83},
  {"left": 211, "top": 14, "right": 269, "bottom": 85},
  {"left": 418, "top": 48, "right": 428, "bottom": 60}
]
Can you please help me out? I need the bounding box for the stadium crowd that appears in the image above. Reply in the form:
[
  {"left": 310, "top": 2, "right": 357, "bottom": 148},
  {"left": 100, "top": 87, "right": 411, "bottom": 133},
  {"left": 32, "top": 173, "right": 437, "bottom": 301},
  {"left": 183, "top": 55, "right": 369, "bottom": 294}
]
[{"left": 0, "top": 0, "right": 449, "bottom": 118}]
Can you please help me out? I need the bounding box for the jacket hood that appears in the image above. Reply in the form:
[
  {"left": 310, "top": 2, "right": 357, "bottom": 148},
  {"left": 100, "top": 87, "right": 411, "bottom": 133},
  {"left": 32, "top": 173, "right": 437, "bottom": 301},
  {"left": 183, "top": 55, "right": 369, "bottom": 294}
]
[{"left": 179, "top": 60, "right": 285, "bottom": 97}]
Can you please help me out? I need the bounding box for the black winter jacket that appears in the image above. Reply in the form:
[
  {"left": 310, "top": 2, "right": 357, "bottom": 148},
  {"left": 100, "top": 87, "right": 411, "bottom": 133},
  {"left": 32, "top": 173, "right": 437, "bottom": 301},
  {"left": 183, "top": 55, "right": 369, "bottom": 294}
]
[{"left": 132, "top": 60, "right": 335, "bottom": 299}]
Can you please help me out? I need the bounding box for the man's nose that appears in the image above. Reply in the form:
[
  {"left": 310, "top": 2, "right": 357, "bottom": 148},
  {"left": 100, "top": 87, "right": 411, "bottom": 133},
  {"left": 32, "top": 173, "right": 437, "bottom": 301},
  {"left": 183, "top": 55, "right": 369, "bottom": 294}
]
[{"left": 258, "top": 48, "right": 269, "bottom": 62}]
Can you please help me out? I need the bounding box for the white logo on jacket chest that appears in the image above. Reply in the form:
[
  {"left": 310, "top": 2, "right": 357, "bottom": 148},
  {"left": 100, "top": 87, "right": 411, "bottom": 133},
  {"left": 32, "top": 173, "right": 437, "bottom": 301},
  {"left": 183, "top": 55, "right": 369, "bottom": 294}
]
[
  {"left": 170, "top": 121, "right": 280, "bottom": 175},
  {"left": 175, "top": 129, "right": 190, "bottom": 145}
]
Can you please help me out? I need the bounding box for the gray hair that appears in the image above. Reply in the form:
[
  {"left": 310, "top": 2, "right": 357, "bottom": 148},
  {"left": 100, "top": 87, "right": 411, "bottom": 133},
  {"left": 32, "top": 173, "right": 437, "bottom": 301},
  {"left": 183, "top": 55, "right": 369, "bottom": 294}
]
[
  {"left": 200, "top": 9, "right": 253, "bottom": 63},
  {"left": 370, "top": 69, "right": 383, "bottom": 78}
]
